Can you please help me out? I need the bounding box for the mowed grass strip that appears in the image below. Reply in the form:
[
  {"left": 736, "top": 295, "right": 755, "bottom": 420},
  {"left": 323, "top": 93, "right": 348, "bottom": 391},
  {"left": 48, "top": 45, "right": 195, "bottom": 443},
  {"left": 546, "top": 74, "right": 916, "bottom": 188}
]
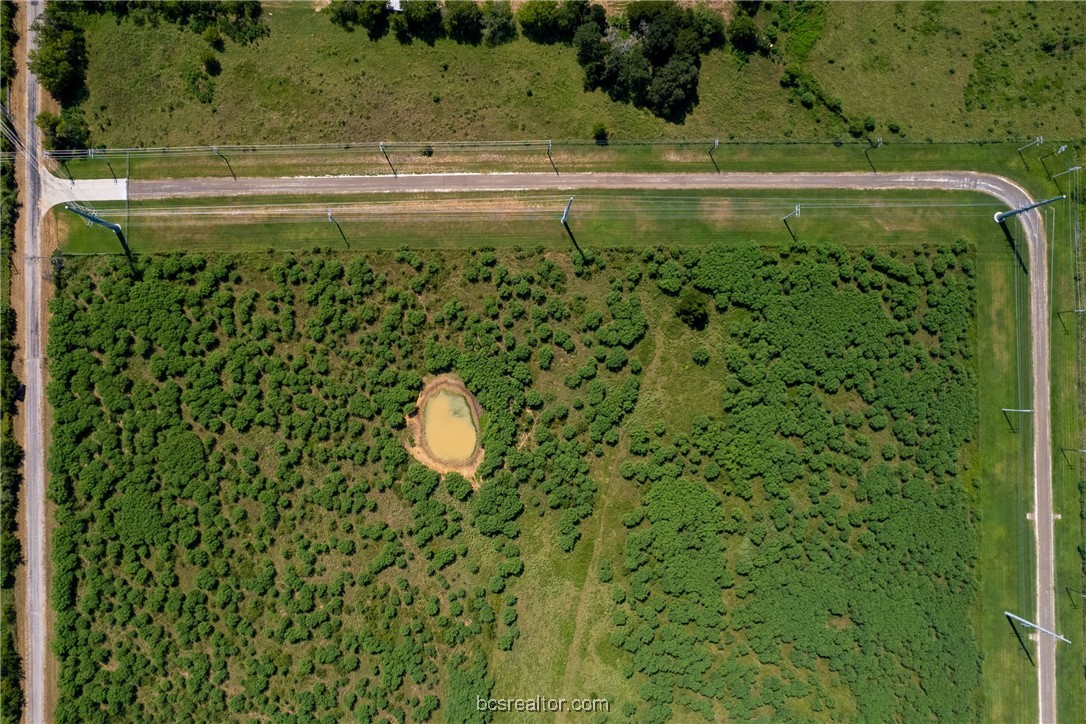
[
  {"left": 55, "top": 189, "right": 1001, "bottom": 255},
  {"left": 973, "top": 224, "right": 1037, "bottom": 723}
]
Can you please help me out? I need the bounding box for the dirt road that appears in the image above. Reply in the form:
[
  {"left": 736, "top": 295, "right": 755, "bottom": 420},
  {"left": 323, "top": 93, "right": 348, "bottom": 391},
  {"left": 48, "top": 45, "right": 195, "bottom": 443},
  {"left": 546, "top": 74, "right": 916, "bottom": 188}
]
[{"left": 127, "top": 169, "right": 1036, "bottom": 200}]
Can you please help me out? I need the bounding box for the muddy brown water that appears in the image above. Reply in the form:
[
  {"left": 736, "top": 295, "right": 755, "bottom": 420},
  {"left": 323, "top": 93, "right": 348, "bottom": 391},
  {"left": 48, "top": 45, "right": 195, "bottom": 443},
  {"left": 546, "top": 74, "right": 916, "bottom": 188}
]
[{"left": 422, "top": 390, "right": 478, "bottom": 463}]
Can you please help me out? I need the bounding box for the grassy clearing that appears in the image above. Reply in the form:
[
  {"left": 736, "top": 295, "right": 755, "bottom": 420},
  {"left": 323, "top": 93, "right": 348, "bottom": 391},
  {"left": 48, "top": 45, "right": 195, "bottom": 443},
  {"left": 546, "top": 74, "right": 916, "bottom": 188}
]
[
  {"left": 78, "top": 3, "right": 802, "bottom": 147},
  {"left": 809, "top": 2, "right": 1086, "bottom": 142},
  {"left": 489, "top": 449, "right": 644, "bottom": 715},
  {"left": 76, "top": 3, "right": 1086, "bottom": 149}
]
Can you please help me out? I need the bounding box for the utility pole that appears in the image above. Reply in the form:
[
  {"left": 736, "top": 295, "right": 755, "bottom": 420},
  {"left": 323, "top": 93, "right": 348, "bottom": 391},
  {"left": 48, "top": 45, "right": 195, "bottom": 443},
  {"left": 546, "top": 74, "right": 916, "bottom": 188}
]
[
  {"left": 90, "top": 147, "right": 117, "bottom": 182},
  {"left": 1038, "top": 144, "right": 1067, "bottom": 181},
  {"left": 65, "top": 205, "right": 131, "bottom": 259},
  {"left": 993, "top": 196, "right": 1063, "bottom": 275},
  {"left": 995, "top": 196, "right": 1065, "bottom": 230},
  {"left": 328, "top": 209, "right": 349, "bottom": 248},
  {"left": 709, "top": 138, "right": 720, "bottom": 173},
  {"left": 547, "top": 140, "right": 558, "bottom": 175},
  {"left": 782, "top": 204, "right": 800, "bottom": 241},
  {"left": 1017, "top": 136, "right": 1043, "bottom": 170},
  {"left": 1004, "top": 612, "right": 1071, "bottom": 644},
  {"left": 864, "top": 137, "right": 882, "bottom": 173},
  {"left": 1050, "top": 165, "right": 1081, "bottom": 196},
  {"left": 1055, "top": 307, "right": 1085, "bottom": 332},
  {"left": 1000, "top": 407, "right": 1033, "bottom": 433},
  {"left": 380, "top": 142, "right": 396, "bottom": 176},
  {"left": 560, "top": 196, "right": 582, "bottom": 259},
  {"left": 1003, "top": 611, "right": 1070, "bottom": 670},
  {"left": 1060, "top": 447, "right": 1086, "bottom": 465},
  {"left": 211, "top": 146, "right": 236, "bottom": 180}
]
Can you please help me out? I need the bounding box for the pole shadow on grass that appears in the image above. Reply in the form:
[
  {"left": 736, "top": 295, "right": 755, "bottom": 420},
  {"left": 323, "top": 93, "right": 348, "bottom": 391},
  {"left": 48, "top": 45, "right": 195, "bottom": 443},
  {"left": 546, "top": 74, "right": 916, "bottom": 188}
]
[
  {"left": 332, "top": 220, "right": 350, "bottom": 248},
  {"left": 562, "top": 221, "right": 585, "bottom": 262},
  {"left": 380, "top": 142, "right": 397, "bottom": 177},
  {"left": 1001, "top": 409, "right": 1016, "bottom": 433},
  {"left": 212, "top": 148, "right": 237, "bottom": 180},
  {"left": 1005, "top": 614, "right": 1035, "bottom": 667},
  {"left": 998, "top": 220, "right": 1030, "bottom": 276},
  {"left": 328, "top": 211, "right": 350, "bottom": 248}
]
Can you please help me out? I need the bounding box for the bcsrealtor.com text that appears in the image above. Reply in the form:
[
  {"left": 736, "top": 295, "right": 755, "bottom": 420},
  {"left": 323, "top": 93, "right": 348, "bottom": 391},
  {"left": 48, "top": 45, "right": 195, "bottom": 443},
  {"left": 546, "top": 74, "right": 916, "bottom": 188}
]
[{"left": 476, "top": 696, "right": 610, "bottom": 714}]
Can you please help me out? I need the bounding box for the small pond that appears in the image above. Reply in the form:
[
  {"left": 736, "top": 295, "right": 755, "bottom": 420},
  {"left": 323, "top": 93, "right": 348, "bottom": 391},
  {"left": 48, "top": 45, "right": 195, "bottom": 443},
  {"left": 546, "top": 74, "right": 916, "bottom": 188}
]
[{"left": 421, "top": 389, "right": 478, "bottom": 463}]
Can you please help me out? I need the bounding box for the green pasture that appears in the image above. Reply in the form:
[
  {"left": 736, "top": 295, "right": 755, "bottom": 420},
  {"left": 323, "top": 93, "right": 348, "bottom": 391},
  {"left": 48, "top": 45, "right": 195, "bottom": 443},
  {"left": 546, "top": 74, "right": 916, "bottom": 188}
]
[
  {"left": 973, "top": 214, "right": 1037, "bottom": 722},
  {"left": 75, "top": 2, "right": 1086, "bottom": 148}
]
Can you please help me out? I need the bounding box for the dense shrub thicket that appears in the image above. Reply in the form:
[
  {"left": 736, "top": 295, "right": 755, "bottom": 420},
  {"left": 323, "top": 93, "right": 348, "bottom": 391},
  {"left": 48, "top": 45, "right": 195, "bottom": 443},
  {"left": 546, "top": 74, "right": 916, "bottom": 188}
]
[
  {"left": 613, "top": 240, "right": 981, "bottom": 721},
  {"left": 47, "top": 247, "right": 639, "bottom": 720},
  {"left": 48, "top": 240, "right": 983, "bottom": 721},
  {"left": 565, "top": 0, "right": 728, "bottom": 122}
]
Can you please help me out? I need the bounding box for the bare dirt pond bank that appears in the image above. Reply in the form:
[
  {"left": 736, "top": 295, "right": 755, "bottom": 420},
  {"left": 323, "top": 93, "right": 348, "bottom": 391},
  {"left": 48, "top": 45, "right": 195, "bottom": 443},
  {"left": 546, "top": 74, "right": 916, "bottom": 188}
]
[{"left": 404, "top": 374, "right": 484, "bottom": 484}]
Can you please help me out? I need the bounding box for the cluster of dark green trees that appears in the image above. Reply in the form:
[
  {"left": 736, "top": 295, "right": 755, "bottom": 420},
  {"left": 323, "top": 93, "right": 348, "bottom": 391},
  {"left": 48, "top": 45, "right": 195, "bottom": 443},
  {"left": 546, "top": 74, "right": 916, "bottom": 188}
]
[
  {"left": 511, "top": 0, "right": 788, "bottom": 122},
  {"left": 26, "top": 1, "right": 90, "bottom": 150},
  {"left": 0, "top": 4, "right": 25, "bottom": 721},
  {"left": 608, "top": 240, "right": 981, "bottom": 721},
  {"left": 328, "top": 0, "right": 516, "bottom": 47},
  {"left": 570, "top": 1, "right": 726, "bottom": 122},
  {"left": 47, "top": 245, "right": 647, "bottom": 720}
]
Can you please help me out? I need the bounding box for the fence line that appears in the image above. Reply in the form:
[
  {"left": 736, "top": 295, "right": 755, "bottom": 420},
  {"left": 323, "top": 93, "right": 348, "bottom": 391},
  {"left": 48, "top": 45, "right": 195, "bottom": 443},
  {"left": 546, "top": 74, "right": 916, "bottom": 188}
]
[{"left": 40, "top": 138, "right": 1054, "bottom": 162}]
